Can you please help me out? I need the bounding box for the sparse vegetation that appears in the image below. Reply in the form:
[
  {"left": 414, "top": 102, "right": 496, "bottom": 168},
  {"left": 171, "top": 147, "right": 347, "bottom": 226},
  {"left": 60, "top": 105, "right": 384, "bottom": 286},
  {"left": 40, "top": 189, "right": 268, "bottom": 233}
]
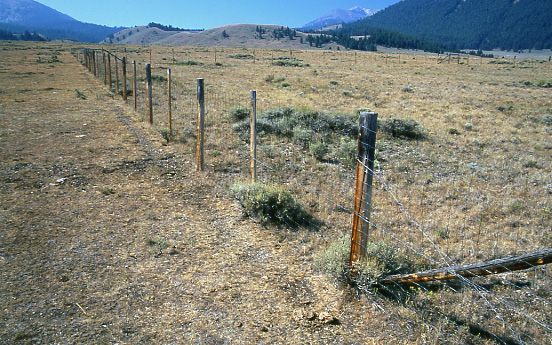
[
  {"left": 378, "top": 117, "right": 426, "bottom": 139},
  {"left": 2, "top": 42, "right": 551, "bottom": 345},
  {"left": 230, "top": 182, "right": 313, "bottom": 227}
]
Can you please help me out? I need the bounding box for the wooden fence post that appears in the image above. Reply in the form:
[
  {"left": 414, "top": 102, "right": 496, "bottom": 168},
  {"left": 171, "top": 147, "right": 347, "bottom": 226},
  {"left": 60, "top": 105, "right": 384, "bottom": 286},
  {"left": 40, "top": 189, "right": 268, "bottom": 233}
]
[
  {"left": 133, "top": 60, "right": 137, "bottom": 111},
  {"left": 122, "top": 57, "right": 127, "bottom": 101},
  {"left": 349, "top": 111, "right": 378, "bottom": 276},
  {"left": 103, "top": 52, "right": 107, "bottom": 85},
  {"left": 92, "top": 51, "right": 97, "bottom": 76},
  {"left": 115, "top": 57, "right": 120, "bottom": 94},
  {"left": 107, "top": 54, "right": 112, "bottom": 90},
  {"left": 167, "top": 68, "right": 172, "bottom": 141},
  {"left": 196, "top": 78, "right": 205, "bottom": 172},
  {"left": 250, "top": 90, "right": 257, "bottom": 183},
  {"left": 146, "top": 63, "right": 153, "bottom": 124}
]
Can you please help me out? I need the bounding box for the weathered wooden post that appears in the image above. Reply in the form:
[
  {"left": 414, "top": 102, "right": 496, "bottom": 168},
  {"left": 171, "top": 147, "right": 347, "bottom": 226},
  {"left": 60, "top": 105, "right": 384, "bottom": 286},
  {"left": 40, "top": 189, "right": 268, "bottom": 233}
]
[
  {"left": 103, "top": 52, "right": 107, "bottom": 85},
  {"left": 133, "top": 60, "right": 137, "bottom": 111},
  {"left": 115, "top": 56, "right": 120, "bottom": 94},
  {"left": 92, "top": 51, "right": 97, "bottom": 76},
  {"left": 167, "top": 68, "right": 172, "bottom": 142},
  {"left": 122, "top": 57, "right": 127, "bottom": 101},
  {"left": 107, "top": 53, "right": 112, "bottom": 90},
  {"left": 146, "top": 63, "right": 153, "bottom": 124},
  {"left": 250, "top": 90, "right": 257, "bottom": 183},
  {"left": 196, "top": 78, "right": 205, "bottom": 172},
  {"left": 514, "top": 55, "right": 517, "bottom": 67},
  {"left": 349, "top": 111, "right": 378, "bottom": 276}
]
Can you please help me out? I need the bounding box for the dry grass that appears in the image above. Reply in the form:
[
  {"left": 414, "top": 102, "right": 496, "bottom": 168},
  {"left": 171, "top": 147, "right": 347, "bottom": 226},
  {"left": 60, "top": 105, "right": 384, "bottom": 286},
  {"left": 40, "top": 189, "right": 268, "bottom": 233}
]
[{"left": 1, "top": 41, "right": 551, "bottom": 344}]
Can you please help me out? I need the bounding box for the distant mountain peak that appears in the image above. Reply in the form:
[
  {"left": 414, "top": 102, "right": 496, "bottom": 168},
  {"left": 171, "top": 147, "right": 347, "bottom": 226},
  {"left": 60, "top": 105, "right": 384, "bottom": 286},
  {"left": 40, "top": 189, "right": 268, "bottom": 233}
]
[
  {"left": 0, "top": 0, "right": 77, "bottom": 25},
  {"left": 301, "top": 6, "right": 379, "bottom": 31}
]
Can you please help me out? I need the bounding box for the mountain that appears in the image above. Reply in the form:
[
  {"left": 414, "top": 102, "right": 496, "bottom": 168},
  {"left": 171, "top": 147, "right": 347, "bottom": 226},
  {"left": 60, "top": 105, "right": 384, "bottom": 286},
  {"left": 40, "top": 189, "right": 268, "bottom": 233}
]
[
  {"left": 301, "top": 6, "right": 379, "bottom": 31},
  {"left": 342, "top": 0, "right": 552, "bottom": 50},
  {"left": 102, "top": 24, "right": 345, "bottom": 50},
  {"left": 0, "top": 0, "right": 122, "bottom": 42}
]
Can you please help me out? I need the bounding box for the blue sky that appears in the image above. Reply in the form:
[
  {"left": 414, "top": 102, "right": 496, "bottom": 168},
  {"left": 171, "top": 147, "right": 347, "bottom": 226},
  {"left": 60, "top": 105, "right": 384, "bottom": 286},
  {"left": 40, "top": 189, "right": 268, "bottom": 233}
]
[{"left": 36, "top": 0, "right": 401, "bottom": 29}]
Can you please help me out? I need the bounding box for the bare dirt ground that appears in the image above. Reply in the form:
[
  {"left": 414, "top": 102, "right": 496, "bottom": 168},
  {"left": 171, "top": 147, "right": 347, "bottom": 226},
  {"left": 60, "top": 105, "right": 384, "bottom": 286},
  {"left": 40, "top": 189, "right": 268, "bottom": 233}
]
[
  {"left": 2, "top": 42, "right": 552, "bottom": 344},
  {"left": 0, "top": 45, "right": 425, "bottom": 344}
]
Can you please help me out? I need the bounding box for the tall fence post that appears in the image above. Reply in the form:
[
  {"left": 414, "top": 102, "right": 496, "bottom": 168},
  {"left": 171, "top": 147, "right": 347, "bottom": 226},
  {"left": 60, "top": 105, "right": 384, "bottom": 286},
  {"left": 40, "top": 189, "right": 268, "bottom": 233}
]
[
  {"left": 167, "top": 68, "right": 172, "bottom": 141},
  {"left": 107, "top": 54, "right": 112, "bottom": 90},
  {"left": 115, "top": 57, "right": 120, "bottom": 94},
  {"left": 122, "top": 57, "right": 127, "bottom": 101},
  {"left": 146, "top": 63, "right": 153, "bottom": 124},
  {"left": 349, "top": 111, "right": 378, "bottom": 276},
  {"left": 103, "top": 52, "right": 107, "bottom": 85},
  {"left": 250, "top": 90, "right": 257, "bottom": 183},
  {"left": 133, "top": 60, "right": 137, "bottom": 111},
  {"left": 92, "top": 51, "right": 97, "bottom": 76},
  {"left": 196, "top": 78, "right": 205, "bottom": 172}
]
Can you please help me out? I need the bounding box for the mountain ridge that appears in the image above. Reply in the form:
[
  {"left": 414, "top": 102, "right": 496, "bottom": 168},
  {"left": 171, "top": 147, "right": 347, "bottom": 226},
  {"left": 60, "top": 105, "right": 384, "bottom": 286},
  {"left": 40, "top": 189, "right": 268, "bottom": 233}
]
[
  {"left": 0, "top": 0, "right": 122, "bottom": 42},
  {"left": 300, "top": 6, "right": 379, "bottom": 31}
]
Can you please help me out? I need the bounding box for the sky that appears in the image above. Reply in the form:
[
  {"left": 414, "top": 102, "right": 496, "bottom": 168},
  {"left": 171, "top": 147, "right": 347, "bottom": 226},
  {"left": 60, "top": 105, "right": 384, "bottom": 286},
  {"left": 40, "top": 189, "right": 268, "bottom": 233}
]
[{"left": 36, "top": 0, "right": 401, "bottom": 29}]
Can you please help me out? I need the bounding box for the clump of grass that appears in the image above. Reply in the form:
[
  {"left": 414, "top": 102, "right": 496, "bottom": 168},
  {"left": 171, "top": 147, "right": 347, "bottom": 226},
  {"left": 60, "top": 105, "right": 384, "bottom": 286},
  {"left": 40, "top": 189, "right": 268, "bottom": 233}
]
[
  {"left": 379, "top": 118, "right": 427, "bottom": 139},
  {"left": 159, "top": 128, "right": 176, "bottom": 142},
  {"left": 309, "top": 141, "right": 328, "bottom": 161},
  {"left": 230, "top": 182, "right": 313, "bottom": 227},
  {"left": 175, "top": 60, "right": 202, "bottom": 66},
  {"left": 542, "top": 115, "right": 552, "bottom": 125},
  {"left": 227, "top": 105, "right": 250, "bottom": 122},
  {"left": 229, "top": 54, "right": 253, "bottom": 59},
  {"left": 315, "top": 235, "right": 404, "bottom": 289},
  {"left": 272, "top": 57, "right": 309, "bottom": 67},
  {"left": 342, "top": 90, "right": 353, "bottom": 97},
  {"left": 100, "top": 187, "right": 115, "bottom": 195},
  {"left": 75, "top": 89, "right": 86, "bottom": 100},
  {"left": 151, "top": 75, "right": 167, "bottom": 83}
]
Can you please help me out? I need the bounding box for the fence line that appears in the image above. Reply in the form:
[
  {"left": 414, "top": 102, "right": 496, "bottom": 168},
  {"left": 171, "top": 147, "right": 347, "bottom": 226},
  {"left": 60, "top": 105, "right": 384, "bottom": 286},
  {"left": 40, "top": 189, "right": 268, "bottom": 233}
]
[{"left": 72, "top": 46, "right": 552, "bottom": 343}]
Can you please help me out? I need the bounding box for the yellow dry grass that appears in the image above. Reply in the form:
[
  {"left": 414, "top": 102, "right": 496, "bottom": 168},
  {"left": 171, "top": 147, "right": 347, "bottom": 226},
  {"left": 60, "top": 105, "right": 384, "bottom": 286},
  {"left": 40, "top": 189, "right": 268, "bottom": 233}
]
[{"left": 1, "top": 41, "right": 551, "bottom": 344}]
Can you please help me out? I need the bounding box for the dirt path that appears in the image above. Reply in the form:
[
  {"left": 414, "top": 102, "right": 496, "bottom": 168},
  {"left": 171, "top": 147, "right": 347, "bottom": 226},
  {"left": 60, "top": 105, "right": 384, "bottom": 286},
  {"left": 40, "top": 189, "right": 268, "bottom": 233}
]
[{"left": 0, "top": 45, "right": 408, "bottom": 344}]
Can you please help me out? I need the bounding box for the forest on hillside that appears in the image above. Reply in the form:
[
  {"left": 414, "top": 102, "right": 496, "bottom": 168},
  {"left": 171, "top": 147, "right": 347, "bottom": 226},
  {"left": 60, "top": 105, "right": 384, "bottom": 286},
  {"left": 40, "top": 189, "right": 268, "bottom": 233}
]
[{"left": 342, "top": 0, "right": 552, "bottom": 50}]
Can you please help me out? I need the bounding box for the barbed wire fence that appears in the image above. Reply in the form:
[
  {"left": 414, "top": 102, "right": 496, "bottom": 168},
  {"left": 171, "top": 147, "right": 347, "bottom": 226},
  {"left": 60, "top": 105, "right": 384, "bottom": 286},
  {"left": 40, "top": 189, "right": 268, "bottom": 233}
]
[{"left": 72, "top": 46, "right": 552, "bottom": 344}]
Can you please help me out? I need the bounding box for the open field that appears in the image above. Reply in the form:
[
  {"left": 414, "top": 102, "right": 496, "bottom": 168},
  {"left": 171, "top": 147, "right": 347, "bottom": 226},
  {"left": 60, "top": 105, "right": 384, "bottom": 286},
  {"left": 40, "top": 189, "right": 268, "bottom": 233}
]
[{"left": 1, "top": 41, "right": 551, "bottom": 344}]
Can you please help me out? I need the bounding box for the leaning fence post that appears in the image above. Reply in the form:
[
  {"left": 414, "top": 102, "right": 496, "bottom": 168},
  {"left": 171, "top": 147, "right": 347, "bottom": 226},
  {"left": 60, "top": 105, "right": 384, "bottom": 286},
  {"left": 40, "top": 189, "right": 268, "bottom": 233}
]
[
  {"left": 122, "top": 57, "right": 127, "bottom": 101},
  {"left": 196, "top": 78, "right": 205, "bottom": 172},
  {"left": 133, "top": 60, "right": 137, "bottom": 111},
  {"left": 146, "top": 63, "right": 153, "bottom": 124},
  {"left": 349, "top": 111, "right": 378, "bottom": 276},
  {"left": 250, "top": 90, "right": 257, "bottom": 183},
  {"left": 167, "top": 68, "right": 172, "bottom": 141}
]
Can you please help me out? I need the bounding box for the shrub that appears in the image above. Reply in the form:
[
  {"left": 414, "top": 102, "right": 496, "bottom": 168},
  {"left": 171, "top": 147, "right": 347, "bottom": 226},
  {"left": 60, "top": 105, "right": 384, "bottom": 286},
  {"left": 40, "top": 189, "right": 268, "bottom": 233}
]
[
  {"left": 230, "top": 182, "right": 313, "bottom": 227},
  {"left": 333, "top": 138, "right": 357, "bottom": 167},
  {"left": 228, "top": 105, "right": 250, "bottom": 122},
  {"left": 293, "top": 126, "right": 315, "bottom": 148},
  {"left": 229, "top": 54, "right": 253, "bottom": 59},
  {"left": 315, "top": 235, "right": 403, "bottom": 288},
  {"left": 175, "top": 60, "right": 202, "bottom": 66},
  {"left": 379, "top": 118, "right": 426, "bottom": 139},
  {"left": 542, "top": 115, "right": 552, "bottom": 125},
  {"left": 309, "top": 141, "right": 328, "bottom": 161}
]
